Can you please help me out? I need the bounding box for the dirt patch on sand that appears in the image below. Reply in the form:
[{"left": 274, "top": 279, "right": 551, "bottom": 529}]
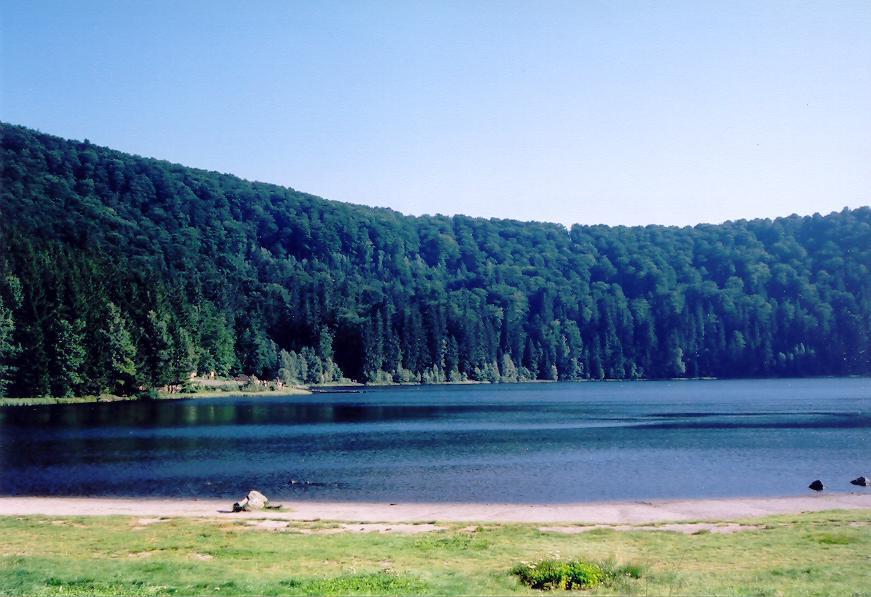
[
  {"left": 192, "top": 553, "right": 214, "bottom": 560},
  {"left": 243, "top": 520, "right": 444, "bottom": 534},
  {"left": 135, "top": 517, "right": 168, "bottom": 526},
  {"left": 335, "top": 523, "right": 444, "bottom": 534},
  {"left": 47, "top": 519, "right": 87, "bottom": 528},
  {"left": 245, "top": 519, "right": 290, "bottom": 530},
  {"left": 539, "top": 522, "right": 763, "bottom": 534},
  {"left": 127, "top": 550, "right": 159, "bottom": 558}
]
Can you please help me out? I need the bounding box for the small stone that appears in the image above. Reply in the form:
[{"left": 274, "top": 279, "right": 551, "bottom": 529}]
[
  {"left": 809, "top": 480, "right": 824, "bottom": 491},
  {"left": 850, "top": 476, "right": 870, "bottom": 487}
]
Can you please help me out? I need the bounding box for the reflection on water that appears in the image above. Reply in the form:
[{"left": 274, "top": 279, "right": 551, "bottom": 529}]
[{"left": 0, "top": 378, "right": 869, "bottom": 503}]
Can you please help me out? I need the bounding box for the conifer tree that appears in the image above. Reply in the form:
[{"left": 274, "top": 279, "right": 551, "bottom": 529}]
[
  {"left": 49, "top": 318, "right": 86, "bottom": 397},
  {"left": 100, "top": 303, "right": 138, "bottom": 395}
]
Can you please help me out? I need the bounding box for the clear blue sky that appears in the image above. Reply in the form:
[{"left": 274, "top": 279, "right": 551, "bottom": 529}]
[{"left": 2, "top": 0, "right": 869, "bottom": 226}]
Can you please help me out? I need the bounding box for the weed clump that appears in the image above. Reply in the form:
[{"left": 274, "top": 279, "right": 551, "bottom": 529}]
[
  {"left": 814, "top": 533, "right": 856, "bottom": 545},
  {"left": 511, "top": 558, "right": 643, "bottom": 591},
  {"left": 511, "top": 559, "right": 606, "bottom": 590},
  {"left": 413, "top": 532, "right": 490, "bottom": 551},
  {"left": 279, "top": 572, "right": 427, "bottom": 594}
]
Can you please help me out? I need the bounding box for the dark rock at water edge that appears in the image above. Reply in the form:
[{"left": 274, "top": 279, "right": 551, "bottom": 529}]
[
  {"left": 850, "top": 476, "right": 870, "bottom": 487},
  {"left": 289, "top": 479, "right": 326, "bottom": 486},
  {"left": 808, "top": 480, "right": 824, "bottom": 491}
]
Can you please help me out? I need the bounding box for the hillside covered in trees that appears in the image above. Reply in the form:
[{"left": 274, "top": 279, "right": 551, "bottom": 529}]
[{"left": 0, "top": 122, "right": 869, "bottom": 397}]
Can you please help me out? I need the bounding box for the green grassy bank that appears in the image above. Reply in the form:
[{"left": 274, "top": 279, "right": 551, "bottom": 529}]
[
  {"left": 1, "top": 510, "right": 869, "bottom": 595},
  {"left": 0, "top": 387, "right": 311, "bottom": 407}
]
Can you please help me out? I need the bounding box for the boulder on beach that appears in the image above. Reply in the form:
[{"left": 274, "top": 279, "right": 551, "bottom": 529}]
[
  {"left": 850, "top": 476, "right": 870, "bottom": 487},
  {"left": 232, "top": 489, "right": 279, "bottom": 512},
  {"left": 808, "top": 480, "right": 824, "bottom": 491}
]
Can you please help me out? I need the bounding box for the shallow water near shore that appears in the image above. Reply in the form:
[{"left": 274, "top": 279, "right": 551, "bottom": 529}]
[{"left": 0, "top": 378, "right": 868, "bottom": 503}]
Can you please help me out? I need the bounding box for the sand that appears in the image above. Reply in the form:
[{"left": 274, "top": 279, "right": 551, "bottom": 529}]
[{"left": 1, "top": 493, "right": 869, "bottom": 525}]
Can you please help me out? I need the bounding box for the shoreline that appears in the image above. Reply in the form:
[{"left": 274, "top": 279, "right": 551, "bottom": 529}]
[
  {"left": 0, "top": 386, "right": 312, "bottom": 407},
  {"left": 3, "top": 375, "right": 870, "bottom": 407},
  {"left": 2, "top": 493, "right": 869, "bottom": 524}
]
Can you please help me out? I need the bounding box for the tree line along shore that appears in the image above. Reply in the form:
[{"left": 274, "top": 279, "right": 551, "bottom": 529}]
[{"left": 1, "top": 122, "right": 869, "bottom": 399}]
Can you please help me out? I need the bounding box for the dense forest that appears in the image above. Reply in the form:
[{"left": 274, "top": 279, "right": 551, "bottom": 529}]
[{"left": 0, "top": 122, "right": 869, "bottom": 397}]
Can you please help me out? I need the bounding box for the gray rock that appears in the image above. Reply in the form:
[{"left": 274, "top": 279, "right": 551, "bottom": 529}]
[
  {"left": 808, "top": 480, "right": 824, "bottom": 491},
  {"left": 246, "top": 489, "right": 269, "bottom": 509},
  {"left": 232, "top": 489, "right": 273, "bottom": 511},
  {"left": 850, "top": 476, "right": 870, "bottom": 487}
]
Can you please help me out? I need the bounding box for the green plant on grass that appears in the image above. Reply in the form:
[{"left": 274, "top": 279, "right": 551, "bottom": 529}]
[
  {"left": 814, "top": 533, "right": 856, "bottom": 545},
  {"left": 606, "top": 561, "right": 645, "bottom": 580},
  {"left": 511, "top": 559, "right": 609, "bottom": 590},
  {"left": 40, "top": 577, "right": 171, "bottom": 596},
  {"left": 279, "top": 572, "right": 427, "bottom": 595},
  {"left": 413, "top": 532, "right": 490, "bottom": 552}
]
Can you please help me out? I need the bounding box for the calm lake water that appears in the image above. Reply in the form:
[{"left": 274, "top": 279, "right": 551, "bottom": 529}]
[{"left": 1, "top": 379, "right": 869, "bottom": 503}]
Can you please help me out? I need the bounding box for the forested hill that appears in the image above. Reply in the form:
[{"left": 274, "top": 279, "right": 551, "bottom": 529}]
[{"left": 1, "top": 122, "right": 869, "bottom": 397}]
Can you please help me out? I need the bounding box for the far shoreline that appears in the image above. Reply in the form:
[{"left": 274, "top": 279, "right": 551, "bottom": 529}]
[
  {"left": 0, "top": 386, "right": 312, "bottom": 407},
  {"left": 2, "top": 374, "right": 869, "bottom": 407}
]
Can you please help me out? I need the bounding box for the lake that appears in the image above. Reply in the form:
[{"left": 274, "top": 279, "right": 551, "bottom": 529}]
[{"left": 1, "top": 378, "right": 869, "bottom": 503}]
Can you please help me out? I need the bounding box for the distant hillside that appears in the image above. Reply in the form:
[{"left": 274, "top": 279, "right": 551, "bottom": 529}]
[{"left": 1, "top": 122, "right": 869, "bottom": 397}]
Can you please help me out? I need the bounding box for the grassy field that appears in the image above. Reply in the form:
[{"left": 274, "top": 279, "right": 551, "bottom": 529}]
[{"left": 1, "top": 510, "right": 869, "bottom": 596}]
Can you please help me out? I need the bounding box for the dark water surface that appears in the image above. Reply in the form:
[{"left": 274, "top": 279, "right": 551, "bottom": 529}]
[{"left": 1, "top": 379, "right": 869, "bottom": 503}]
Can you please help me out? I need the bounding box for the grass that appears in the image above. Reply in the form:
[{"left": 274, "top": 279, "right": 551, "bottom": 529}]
[
  {"left": 0, "top": 394, "right": 138, "bottom": 406},
  {"left": 0, "top": 511, "right": 869, "bottom": 595},
  {"left": 0, "top": 387, "right": 311, "bottom": 407}
]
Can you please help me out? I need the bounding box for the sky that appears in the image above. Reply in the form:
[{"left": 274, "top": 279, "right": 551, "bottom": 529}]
[{"left": 1, "top": 0, "right": 869, "bottom": 227}]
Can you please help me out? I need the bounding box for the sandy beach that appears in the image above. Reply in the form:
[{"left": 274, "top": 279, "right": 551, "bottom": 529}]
[{"left": 1, "top": 493, "right": 869, "bottom": 524}]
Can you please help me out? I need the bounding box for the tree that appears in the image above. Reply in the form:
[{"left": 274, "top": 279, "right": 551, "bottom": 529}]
[
  {"left": 49, "top": 318, "right": 86, "bottom": 397},
  {"left": 168, "top": 327, "right": 195, "bottom": 388},
  {"left": 140, "top": 309, "right": 173, "bottom": 388},
  {"left": 278, "top": 349, "right": 304, "bottom": 385},
  {"left": 0, "top": 273, "right": 22, "bottom": 397},
  {"left": 0, "top": 298, "right": 19, "bottom": 397},
  {"left": 196, "top": 305, "right": 236, "bottom": 376},
  {"left": 500, "top": 353, "right": 518, "bottom": 383},
  {"left": 0, "top": 122, "right": 869, "bottom": 396},
  {"left": 99, "top": 302, "right": 138, "bottom": 395}
]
